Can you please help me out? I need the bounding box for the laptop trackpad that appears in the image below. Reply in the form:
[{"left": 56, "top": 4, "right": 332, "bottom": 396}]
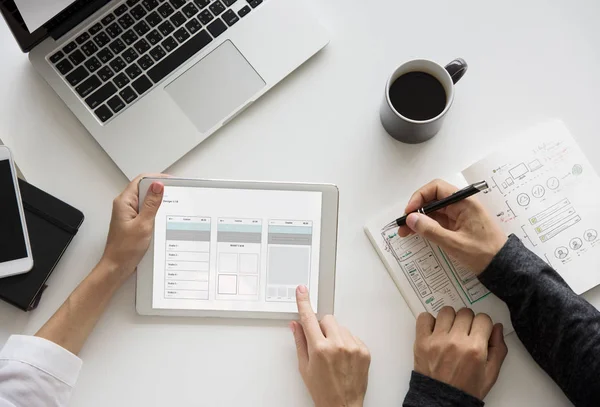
[{"left": 166, "top": 41, "right": 266, "bottom": 133}]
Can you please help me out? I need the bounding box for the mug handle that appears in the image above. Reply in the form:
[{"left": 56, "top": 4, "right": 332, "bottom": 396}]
[{"left": 445, "top": 58, "right": 468, "bottom": 84}]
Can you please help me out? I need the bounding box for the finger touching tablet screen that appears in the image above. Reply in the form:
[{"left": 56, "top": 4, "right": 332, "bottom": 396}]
[{"left": 136, "top": 178, "right": 338, "bottom": 319}]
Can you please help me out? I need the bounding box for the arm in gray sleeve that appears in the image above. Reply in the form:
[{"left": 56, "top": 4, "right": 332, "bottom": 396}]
[
  {"left": 403, "top": 371, "right": 484, "bottom": 407},
  {"left": 478, "top": 234, "right": 600, "bottom": 406}
]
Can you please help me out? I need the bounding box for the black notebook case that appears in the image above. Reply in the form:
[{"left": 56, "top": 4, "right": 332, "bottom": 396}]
[{"left": 0, "top": 180, "right": 84, "bottom": 311}]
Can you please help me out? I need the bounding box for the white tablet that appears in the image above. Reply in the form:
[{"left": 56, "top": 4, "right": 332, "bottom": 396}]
[{"left": 136, "top": 178, "right": 338, "bottom": 319}]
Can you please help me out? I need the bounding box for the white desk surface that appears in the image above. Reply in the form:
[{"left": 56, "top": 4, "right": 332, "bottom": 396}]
[{"left": 1, "top": 0, "right": 599, "bottom": 405}]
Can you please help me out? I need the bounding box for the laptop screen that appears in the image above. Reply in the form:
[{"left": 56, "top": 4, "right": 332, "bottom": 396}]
[
  {"left": 0, "top": 0, "right": 108, "bottom": 52},
  {"left": 15, "top": 0, "right": 78, "bottom": 33}
]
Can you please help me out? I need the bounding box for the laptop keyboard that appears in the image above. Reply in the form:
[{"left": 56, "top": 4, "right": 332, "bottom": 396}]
[{"left": 46, "top": 0, "right": 263, "bottom": 124}]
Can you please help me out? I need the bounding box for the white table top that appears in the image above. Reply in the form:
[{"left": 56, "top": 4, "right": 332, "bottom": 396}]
[{"left": 1, "top": 0, "right": 599, "bottom": 405}]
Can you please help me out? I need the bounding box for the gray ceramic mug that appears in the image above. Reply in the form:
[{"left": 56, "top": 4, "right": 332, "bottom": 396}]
[{"left": 380, "top": 58, "right": 468, "bottom": 143}]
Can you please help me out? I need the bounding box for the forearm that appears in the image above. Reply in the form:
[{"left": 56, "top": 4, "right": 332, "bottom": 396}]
[
  {"left": 35, "top": 258, "right": 127, "bottom": 355},
  {"left": 478, "top": 235, "right": 600, "bottom": 405}
]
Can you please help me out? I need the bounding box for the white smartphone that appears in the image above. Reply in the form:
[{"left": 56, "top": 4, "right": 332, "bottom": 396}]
[{"left": 0, "top": 146, "right": 33, "bottom": 277}]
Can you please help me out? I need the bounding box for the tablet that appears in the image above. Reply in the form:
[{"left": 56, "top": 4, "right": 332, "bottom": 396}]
[{"left": 136, "top": 178, "right": 338, "bottom": 319}]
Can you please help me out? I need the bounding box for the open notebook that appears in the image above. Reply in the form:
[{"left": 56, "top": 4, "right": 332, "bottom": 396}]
[{"left": 365, "top": 121, "right": 600, "bottom": 334}]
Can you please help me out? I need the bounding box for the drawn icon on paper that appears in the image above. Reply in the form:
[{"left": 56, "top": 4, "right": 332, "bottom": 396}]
[
  {"left": 554, "top": 247, "right": 569, "bottom": 259},
  {"left": 532, "top": 185, "right": 545, "bottom": 198},
  {"left": 528, "top": 159, "right": 543, "bottom": 171},
  {"left": 547, "top": 177, "right": 560, "bottom": 190},
  {"left": 584, "top": 229, "right": 598, "bottom": 242},
  {"left": 570, "top": 238, "right": 583, "bottom": 250},
  {"left": 509, "top": 163, "right": 529, "bottom": 180},
  {"left": 517, "top": 193, "right": 530, "bottom": 206},
  {"left": 572, "top": 164, "right": 583, "bottom": 176}
]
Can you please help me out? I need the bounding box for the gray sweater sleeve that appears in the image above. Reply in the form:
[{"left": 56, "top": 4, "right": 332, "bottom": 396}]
[
  {"left": 477, "top": 234, "right": 600, "bottom": 406},
  {"left": 403, "top": 234, "right": 600, "bottom": 406},
  {"left": 402, "top": 372, "right": 483, "bottom": 407}
]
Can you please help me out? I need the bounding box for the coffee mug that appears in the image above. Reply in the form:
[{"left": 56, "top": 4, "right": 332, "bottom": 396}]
[{"left": 380, "top": 58, "right": 468, "bottom": 144}]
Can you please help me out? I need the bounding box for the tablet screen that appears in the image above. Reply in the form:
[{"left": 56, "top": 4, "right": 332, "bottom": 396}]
[{"left": 152, "top": 186, "right": 322, "bottom": 313}]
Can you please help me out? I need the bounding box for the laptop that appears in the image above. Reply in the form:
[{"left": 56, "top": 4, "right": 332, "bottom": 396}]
[{"left": 1, "top": 0, "right": 329, "bottom": 179}]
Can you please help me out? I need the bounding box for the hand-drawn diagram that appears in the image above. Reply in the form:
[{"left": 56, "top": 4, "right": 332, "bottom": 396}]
[
  {"left": 555, "top": 247, "right": 568, "bottom": 259},
  {"left": 528, "top": 159, "right": 543, "bottom": 171},
  {"left": 493, "top": 161, "right": 541, "bottom": 195},
  {"left": 517, "top": 193, "right": 530, "bottom": 207},
  {"left": 547, "top": 177, "right": 560, "bottom": 190},
  {"left": 437, "top": 251, "right": 490, "bottom": 303},
  {"left": 584, "top": 229, "right": 598, "bottom": 242},
  {"left": 386, "top": 232, "right": 427, "bottom": 261},
  {"left": 570, "top": 238, "right": 583, "bottom": 250},
  {"left": 461, "top": 124, "right": 600, "bottom": 294},
  {"left": 509, "top": 163, "right": 529, "bottom": 180},
  {"left": 532, "top": 185, "right": 545, "bottom": 198},
  {"left": 529, "top": 199, "right": 580, "bottom": 243},
  {"left": 381, "top": 232, "right": 474, "bottom": 313}
]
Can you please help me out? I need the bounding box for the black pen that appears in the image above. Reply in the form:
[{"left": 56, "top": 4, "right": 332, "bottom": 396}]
[{"left": 382, "top": 181, "right": 489, "bottom": 231}]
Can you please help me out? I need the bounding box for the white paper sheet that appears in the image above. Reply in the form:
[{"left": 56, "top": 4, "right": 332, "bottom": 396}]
[
  {"left": 462, "top": 120, "right": 600, "bottom": 294},
  {"left": 15, "top": 0, "right": 76, "bottom": 32}
]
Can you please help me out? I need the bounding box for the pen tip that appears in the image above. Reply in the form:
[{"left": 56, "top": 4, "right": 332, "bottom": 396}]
[{"left": 381, "top": 221, "right": 397, "bottom": 232}]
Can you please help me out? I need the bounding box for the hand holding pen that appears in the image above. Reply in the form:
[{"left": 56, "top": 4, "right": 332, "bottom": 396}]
[
  {"left": 394, "top": 179, "right": 508, "bottom": 274},
  {"left": 383, "top": 181, "right": 489, "bottom": 230}
]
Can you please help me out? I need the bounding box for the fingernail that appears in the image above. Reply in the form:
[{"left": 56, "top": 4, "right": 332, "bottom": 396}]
[
  {"left": 152, "top": 182, "right": 164, "bottom": 194},
  {"left": 406, "top": 213, "right": 419, "bottom": 230},
  {"left": 289, "top": 322, "right": 296, "bottom": 334},
  {"left": 297, "top": 285, "right": 308, "bottom": 294}
]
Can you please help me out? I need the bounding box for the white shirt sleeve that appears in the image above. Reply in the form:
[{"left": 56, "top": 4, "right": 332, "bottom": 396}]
[{"left": 0, "top": 335, "right": 82, "bottom": 407}]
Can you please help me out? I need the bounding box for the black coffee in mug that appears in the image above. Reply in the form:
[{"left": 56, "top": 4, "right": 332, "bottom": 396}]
[
  {"left": 388, "top": 72, "right": 447, "bottom": 121},
  {"left": 380, "top": 58, "right": 468, "bottom": 143}
]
